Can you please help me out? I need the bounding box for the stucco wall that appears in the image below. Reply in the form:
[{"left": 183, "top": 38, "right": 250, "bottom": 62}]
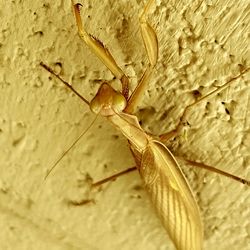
[{"left": 0, "top": 0, "right": 249, "bottom": 249}]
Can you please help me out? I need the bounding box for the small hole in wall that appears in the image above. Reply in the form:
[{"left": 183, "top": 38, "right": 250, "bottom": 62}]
[
  {"left": 34, "top": 31, "right": 43, "bottom": 36},
  {"left": 111, "top": 134, "right": 119, "bottom": 140},
  {"left": 192, "top": 89, "right": 202, "bottom": 99},
  {"left": 55, "top": 62, "right": 62, "bottom": 70},
  {"left": 225, "top": 108, "right": 230, "bottom": 115},
  {"left": 43, "top": 3, "right": 50, "bottom": 9},
  {"left": 132, "top": 184, "right": 143, "bottom": 191},
  {"left": 130, "top": 194, "right": 142, "bottom": 199}
]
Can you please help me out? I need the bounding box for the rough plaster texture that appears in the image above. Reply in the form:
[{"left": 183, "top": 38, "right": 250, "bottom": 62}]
[{"left": 0, "top": 0, "right": 249, "bottom": 249}]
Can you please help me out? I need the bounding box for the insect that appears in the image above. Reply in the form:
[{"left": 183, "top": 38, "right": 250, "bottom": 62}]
[{"left": 40, "top": 1, "right": 250, "bottom": 249}]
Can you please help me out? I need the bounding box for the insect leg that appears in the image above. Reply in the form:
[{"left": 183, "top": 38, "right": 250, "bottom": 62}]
[
  {"left": 92, "top": 166, "right": 137, "bottom": 188},
  {"left": 159, "top": 67, "right": 250, "bottom": 142},
  {"left": 125, "top": 0, "right": 158, "bottom": 114},
  {"left": 71, "top": 1, "right": 129, "bottom": 98},
  {"left": 67, "top": 167, "right": 138, "bottom": 206},
  {"left": 177, "top": 157, "right": 250, "bottom": 186}
]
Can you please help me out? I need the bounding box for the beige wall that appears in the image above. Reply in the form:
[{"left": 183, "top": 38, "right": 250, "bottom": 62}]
[{"left": 0, "top": 0, "right": 249, "bottom": 249}]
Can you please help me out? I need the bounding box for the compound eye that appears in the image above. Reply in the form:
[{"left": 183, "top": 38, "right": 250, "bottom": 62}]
[
  {"left": 113, "top": 93, "right": 127, "bottom": 112},
  {"left": 90, "top": 98, "right": 102, "bottom": 114}
]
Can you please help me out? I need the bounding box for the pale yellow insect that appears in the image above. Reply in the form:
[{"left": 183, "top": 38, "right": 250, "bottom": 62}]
[{"left": 40, "top": 1, "right": 250, "bottom": 249}]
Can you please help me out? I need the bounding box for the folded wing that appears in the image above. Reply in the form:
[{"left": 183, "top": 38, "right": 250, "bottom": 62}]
[{"left": 131, "top": 140, "right": 203, "bottom": 250}]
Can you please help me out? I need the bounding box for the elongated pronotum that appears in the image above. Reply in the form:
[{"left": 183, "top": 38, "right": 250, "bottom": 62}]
[{"left": 40, "top": 1, "right": 250, "bottom": 249}]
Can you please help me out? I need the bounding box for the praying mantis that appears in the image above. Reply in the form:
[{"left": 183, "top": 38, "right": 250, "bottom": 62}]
[{"left": 40, "top": 0, "right": 250, "bottom": 249}]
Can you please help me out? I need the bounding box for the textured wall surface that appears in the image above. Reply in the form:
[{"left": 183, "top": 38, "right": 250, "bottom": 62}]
[{"left": 0, "top": 0, "right": 249, "bottom": 249}]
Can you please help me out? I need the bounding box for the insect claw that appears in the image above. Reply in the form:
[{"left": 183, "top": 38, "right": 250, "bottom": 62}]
[{"left": 75, "top": 3, "right": 83, "bottom": 10}]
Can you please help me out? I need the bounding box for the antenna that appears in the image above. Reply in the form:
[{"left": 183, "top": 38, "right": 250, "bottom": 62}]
[{"left": 44, "top": 115, "right": 98, "bottom": 180}]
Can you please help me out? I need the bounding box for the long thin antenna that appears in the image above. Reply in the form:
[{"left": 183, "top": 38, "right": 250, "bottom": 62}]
[
  {"left": 44, "top": 115, "right": 98, "bottom": 180},
  {"left": 40, "top": 61, "right": 98, "bottom": 180},
  {"left": 40, "top": 62, "right": 90, "bottom": 105}
]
